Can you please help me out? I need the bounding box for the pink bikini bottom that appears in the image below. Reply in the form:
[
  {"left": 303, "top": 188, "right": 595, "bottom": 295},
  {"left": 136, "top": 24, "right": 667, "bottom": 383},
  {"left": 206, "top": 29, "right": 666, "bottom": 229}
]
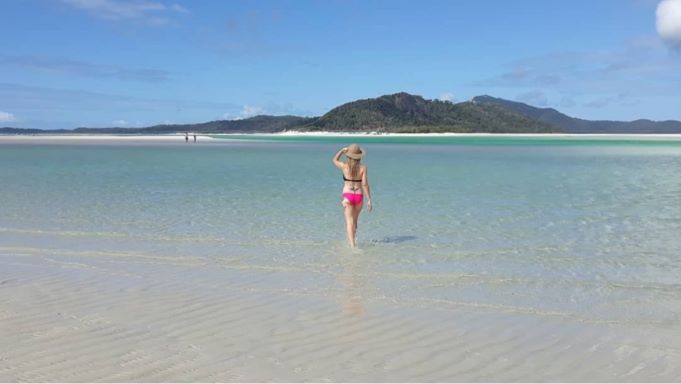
[{"left": 342, "top": 192, "right": 363, "bottom": 206}]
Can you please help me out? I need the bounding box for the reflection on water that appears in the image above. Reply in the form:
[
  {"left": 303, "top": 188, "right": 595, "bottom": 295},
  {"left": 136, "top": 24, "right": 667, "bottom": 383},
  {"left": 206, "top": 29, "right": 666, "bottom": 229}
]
[{"left": 338, "top": 251, "right": 369, "bottom": 318}]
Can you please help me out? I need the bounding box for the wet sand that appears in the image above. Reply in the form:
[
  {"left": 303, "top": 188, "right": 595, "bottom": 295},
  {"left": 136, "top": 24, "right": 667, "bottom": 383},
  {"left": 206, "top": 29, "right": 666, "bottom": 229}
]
[{"left": 1, "top": 247, "right": 680, "bottom": 382}]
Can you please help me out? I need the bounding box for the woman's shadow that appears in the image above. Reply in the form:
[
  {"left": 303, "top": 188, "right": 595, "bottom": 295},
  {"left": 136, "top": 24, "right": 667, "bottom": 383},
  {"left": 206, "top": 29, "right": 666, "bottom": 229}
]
[{"left": 375, "top": 235, "right": 418, "bottom": 244}]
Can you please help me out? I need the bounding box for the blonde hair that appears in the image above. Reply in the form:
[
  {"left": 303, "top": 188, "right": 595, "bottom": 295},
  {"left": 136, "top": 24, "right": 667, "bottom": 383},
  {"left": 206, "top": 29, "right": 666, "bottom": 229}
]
[{"left": 347, "top": 157, "right": 361, "bottom": 180}]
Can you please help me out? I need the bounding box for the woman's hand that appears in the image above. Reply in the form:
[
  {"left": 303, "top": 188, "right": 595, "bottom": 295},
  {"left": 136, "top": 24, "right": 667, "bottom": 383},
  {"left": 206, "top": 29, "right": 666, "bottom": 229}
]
[
  {"left": 367, "top": 199, "right": 373, "bottom": 212},
  {"left": 341, "top": 147, "right": 348, "bottom": 153}
]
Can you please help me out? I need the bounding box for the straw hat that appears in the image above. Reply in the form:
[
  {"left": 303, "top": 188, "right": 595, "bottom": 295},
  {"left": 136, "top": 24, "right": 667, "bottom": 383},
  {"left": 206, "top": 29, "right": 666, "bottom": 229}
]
[{"left": 345, "top": 143, "right": 365, "bottom": 160}]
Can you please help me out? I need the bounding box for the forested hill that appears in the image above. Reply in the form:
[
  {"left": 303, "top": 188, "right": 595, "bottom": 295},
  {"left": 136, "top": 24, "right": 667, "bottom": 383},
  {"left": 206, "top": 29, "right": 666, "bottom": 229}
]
[{"left": 303, "top": 92, "right": 555, "bottom": 133}]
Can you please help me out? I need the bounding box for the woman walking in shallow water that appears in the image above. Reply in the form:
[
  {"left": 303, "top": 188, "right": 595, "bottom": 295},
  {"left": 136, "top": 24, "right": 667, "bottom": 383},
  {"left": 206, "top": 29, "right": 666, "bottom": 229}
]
[{"left": 333, "top": 144, "right": 372, "bottom": 248}]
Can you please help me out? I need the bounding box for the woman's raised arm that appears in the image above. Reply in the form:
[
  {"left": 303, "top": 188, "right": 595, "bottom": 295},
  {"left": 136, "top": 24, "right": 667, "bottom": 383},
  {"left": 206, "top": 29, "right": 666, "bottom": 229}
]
[{"left": 332, "top": 147, "right": 347, "bottom": 169}]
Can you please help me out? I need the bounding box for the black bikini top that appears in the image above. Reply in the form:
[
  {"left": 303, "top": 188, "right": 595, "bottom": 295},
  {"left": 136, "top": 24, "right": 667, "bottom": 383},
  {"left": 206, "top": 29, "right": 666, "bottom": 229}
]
[{"left": 343, "top": 175, "right": 362, "bottom": 183}]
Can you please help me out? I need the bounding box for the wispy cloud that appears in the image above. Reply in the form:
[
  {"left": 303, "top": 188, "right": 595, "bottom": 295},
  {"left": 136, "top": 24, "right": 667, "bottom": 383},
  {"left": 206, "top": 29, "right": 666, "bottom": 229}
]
[
  {"left": 0, "top": 82, "right": 238, "bottom": 111},
  {"left": 222, "top": 100, "right": 312, "bottom": 121},
  {"left": 262, "top": 99, "right": 316, "bottom": 117},
  {"left": 0, "top": 55, "right": 169, "bottom": 82},
  {"left": 515, "top": 90, "right": 548, "bottom": 107},
  {"left": 0, "top": 82, "right": 240, "bottom": 128},
  {"left": 0, "top": 111, "right": 16, "bottom": 123},
  {"left": 195, "top": 9, "right": 295, "bottom": 57},
  {"left": 470, "top": 38, "right": 680, "bottom": 108},
  {"left": 235, "top": 105, "right": 266, "bottom": 119},
  {"left": 583, "top": 92, "right": 640, "bottom": 109},
  {"left": 169, "top": 3, "right": 189, "bottom": 14},
  {"left": 59, "top": 0, "right": 189, "bottom": 25},
  {"left": 657, "top": 0, "right": 681, "bottom": 50},
  {"left": 112, "top": 119, "right": 144, "bottom": 126}
]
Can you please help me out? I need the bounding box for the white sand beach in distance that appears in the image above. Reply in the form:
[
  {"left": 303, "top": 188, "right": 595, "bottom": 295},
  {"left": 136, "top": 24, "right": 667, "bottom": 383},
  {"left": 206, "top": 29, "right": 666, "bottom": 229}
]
[
  {"left": 276, "top": 130, "right": 681, "bottom": 136},
  {"left": 0, "top": 134, "right": 217, "bottom": 144},
  {"left": 268, "top": 130, "right": 681, "bottom": 139}
]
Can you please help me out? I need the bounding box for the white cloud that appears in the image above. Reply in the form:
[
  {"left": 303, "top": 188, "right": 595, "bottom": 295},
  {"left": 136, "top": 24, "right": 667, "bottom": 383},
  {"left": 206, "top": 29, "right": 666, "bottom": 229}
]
[
  {"left": 438, "top": 92, "right": 455, "bottom": 102},
  {"left": 222, "top": 102, "right": 312, "bottom": 121},
  {"left": 0, "top": 111, "right": 16, "bottom": 123},
  {"left": 238, "top": 105, "right": 265, "bottom": 119},
  {"left": 111, "top": 119, "right": 145, "bottom": 127},
  {"left": 60, "top": 0, "right": 189, "bottom": 24},
  {"left": 223, "top": 105, "right": 267, "bottom": 120},
  {"left": 657, "top": 0, "right": 681, "bottom": 49}
]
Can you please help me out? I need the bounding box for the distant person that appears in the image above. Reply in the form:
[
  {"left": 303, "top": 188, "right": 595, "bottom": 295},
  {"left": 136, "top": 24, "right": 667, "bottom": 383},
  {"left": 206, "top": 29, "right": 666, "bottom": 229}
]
[
  {"left": 193, "top": 134, "right": 197, "bottom": 143},
  {"left": 185, "top": 132, "right": 189, "bottom": 142},
  {"left": 333, "top": 144, "right": 373, "bottom": 248}
]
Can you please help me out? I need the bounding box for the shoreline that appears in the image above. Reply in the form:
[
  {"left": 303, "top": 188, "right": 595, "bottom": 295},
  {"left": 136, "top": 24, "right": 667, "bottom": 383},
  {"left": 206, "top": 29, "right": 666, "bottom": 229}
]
[
  {"left": 3, "top": 132, "right": 681, "bottom": 138},
  {"left": 0, "top": 134, "right": 217, "bottom": 143}
]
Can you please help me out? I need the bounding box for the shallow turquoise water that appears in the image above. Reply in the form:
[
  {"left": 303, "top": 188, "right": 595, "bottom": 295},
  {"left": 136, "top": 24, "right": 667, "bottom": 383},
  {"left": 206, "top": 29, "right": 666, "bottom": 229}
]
[{"left": 1, "top": 136, "right": 681, "bottom": 327}]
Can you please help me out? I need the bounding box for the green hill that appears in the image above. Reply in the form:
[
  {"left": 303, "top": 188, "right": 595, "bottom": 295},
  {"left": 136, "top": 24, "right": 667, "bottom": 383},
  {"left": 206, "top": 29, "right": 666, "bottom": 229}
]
[{"left": 304, "top": 92, "right": 555, "bottom": 133}]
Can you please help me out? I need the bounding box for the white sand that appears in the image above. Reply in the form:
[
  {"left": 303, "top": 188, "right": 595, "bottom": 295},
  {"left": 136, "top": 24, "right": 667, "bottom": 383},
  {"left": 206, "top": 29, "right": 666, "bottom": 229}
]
[
  {"left": 1, "top": 246, "right": 680, "bottom": 381},
  {"left": 0, "top": 134, "right": 217, "bottom": 144},
  {"left": 276, "top": 130, "right": 681, "bottom": 137}
]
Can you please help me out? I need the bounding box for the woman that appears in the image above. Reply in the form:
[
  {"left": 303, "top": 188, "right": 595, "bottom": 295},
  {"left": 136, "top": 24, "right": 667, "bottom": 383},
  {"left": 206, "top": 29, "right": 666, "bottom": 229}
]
[{"left": 333, "top": 144, "right": 373, "bottom": 248}]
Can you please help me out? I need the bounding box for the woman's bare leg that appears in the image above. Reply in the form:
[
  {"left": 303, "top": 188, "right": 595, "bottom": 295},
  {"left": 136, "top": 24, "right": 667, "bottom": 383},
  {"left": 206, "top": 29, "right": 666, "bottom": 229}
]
[
  {"left": 343, "top": 203, "right": 356, "bottom": 247},
  {"left": 352, "top": 204, "right": 362, "bottom": 244}
]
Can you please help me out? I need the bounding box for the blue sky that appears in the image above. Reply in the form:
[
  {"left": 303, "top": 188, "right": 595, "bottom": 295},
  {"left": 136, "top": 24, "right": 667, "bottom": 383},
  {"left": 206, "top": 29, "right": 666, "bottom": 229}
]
[{"left": 1, "top": 0, "right": 680, "bottom": 129}]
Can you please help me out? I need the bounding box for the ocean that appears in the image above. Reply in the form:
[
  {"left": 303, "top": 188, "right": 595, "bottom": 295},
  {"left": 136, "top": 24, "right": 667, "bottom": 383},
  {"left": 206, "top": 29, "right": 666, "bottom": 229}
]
[{"left": 1, "top": 134, "right": 680, "bottom": 381}]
